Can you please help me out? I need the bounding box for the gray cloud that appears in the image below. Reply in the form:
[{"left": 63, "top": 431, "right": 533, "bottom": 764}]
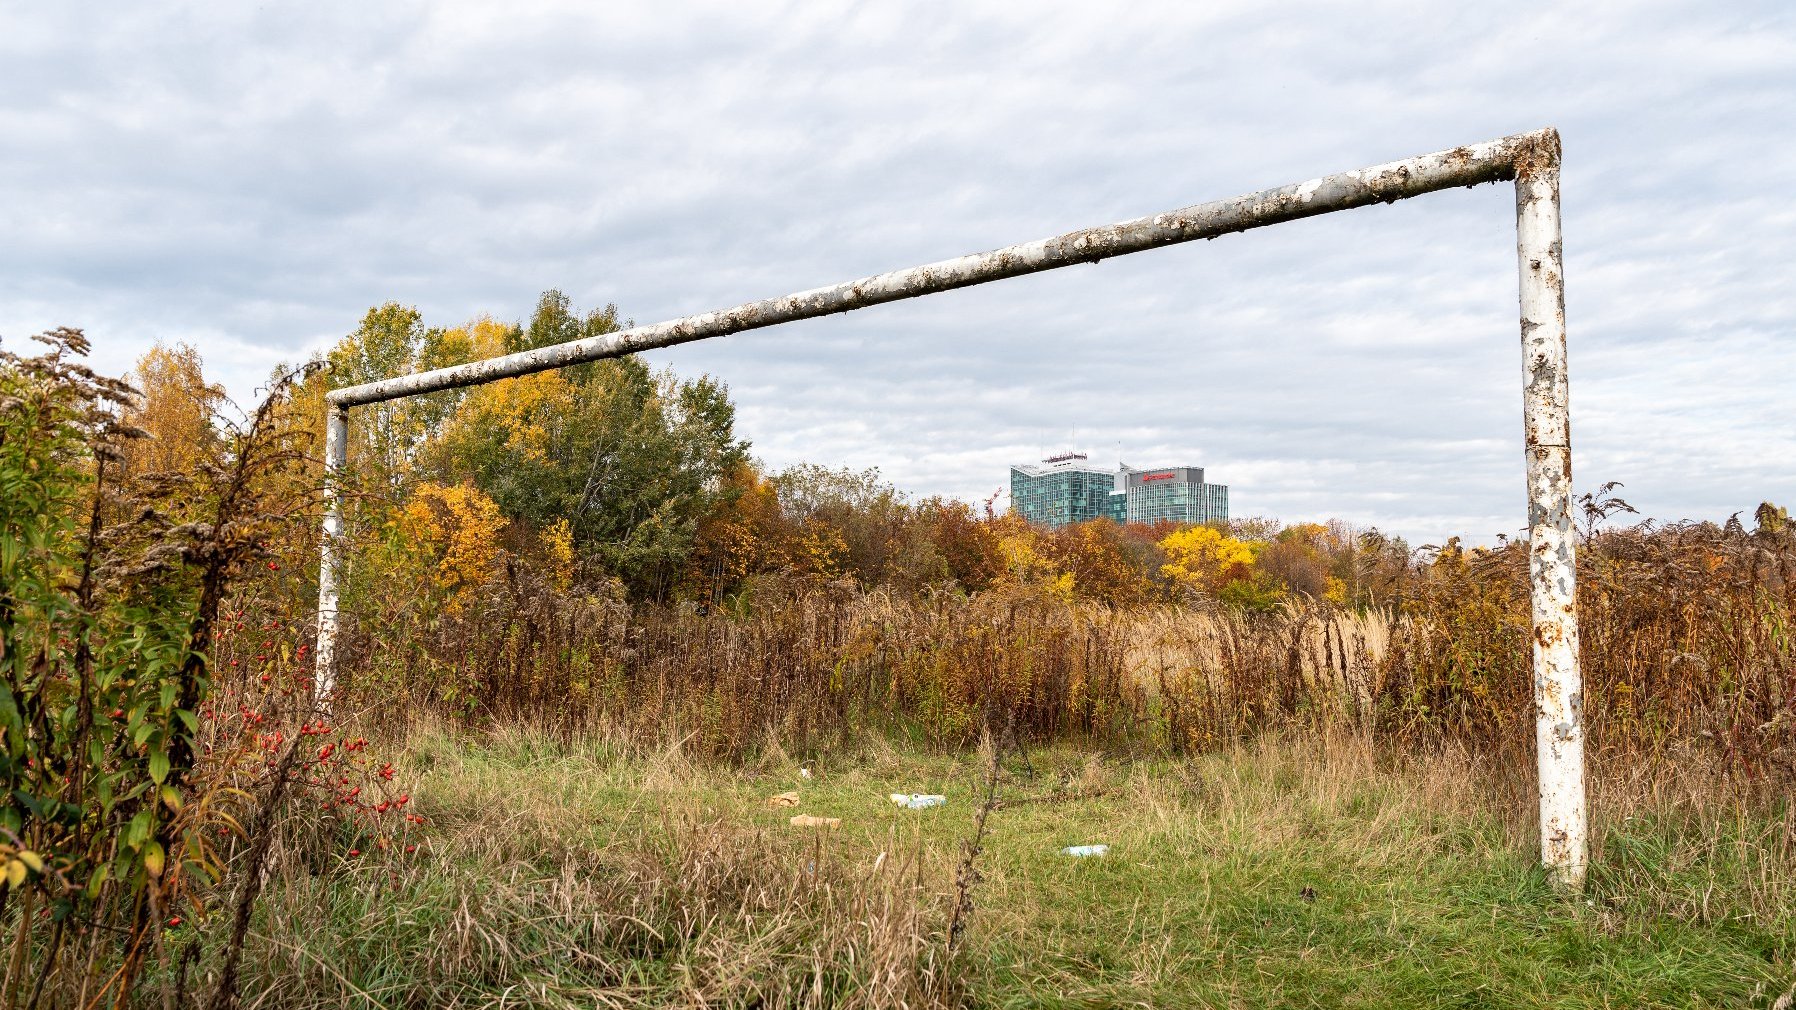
[{"left": 3, "top": 0, "right": 1792, "bottom": 542}]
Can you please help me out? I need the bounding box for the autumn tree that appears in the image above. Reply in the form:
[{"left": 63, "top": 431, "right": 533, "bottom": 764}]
[
  {"left": 770, "top": 464, "right": 910, "bottom": 584},
  {"left": 1257, "top": 522, "right": 1345, "bottom": 602},
  {"left": 913, "top": 497, "right": 1003, "bottom": 593},
  {"left": 119, "top": 341, "right": 225, "bottom": 477},
  {"left": 392, "top": 481, "right": 510, "bottom": 610},
  {"left": 325, "top": 303, "right": 488, "bottom": 493},
  {"left": 1159, "top": 524, "right": 1284, "bottom": 610},
  {"left": 682, "top": 462, "right": 790, "bottom": 601},
  {"left": 416, "top": 294, "right": 747, "bottom": 598},
  {"left": 1043, "top": 519, "right": 1163, "bottom": 607}
]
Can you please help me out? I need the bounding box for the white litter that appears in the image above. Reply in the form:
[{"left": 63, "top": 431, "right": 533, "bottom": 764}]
[
  {"left": 889, "top": 793, "right": 946, "bottom": 809},
  {"left": 1061, "top": 844, "right": 1109, "bottom": 857}
]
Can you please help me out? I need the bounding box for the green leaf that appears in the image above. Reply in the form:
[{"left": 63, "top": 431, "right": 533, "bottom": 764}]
[
  {"left": 126, "top": 809, "right": 152, "bottom": 848},
  {"left": 148, "top": 748, "right": 169, "bottom": 785},
  {"left": 12, "top": 789, "right": 44, "bottom": 819},
  {"left": 175, "top": 708, "right": 199, "bottom": 733}
]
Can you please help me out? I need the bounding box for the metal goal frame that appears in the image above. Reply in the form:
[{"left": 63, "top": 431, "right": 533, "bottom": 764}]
[{"left": 314, "top": 128, "right": 1586, "bottom": 885}]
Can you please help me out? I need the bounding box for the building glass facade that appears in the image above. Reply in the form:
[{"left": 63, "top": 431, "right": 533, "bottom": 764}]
[
  {"left": 1010, "top": 456, "right": 1227, "bottom": 529},
  {"left": 1121, "top": 466, "right": 1229, "bottom": 525},
  {"left": 1010, "top": 455, "right": 1121, "bottom": 529}
]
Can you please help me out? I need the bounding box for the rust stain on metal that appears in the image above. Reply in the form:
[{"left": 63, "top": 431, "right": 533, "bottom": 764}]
[{"left": 1511, "top": 128, "right": 1562, "bottom": 183}]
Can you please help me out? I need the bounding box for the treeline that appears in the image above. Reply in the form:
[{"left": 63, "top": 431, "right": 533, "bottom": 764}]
[
  {"left": 112, "top": 292, "right": 1796, "bottom": 778},
  {"left": 96, "top": 291, "right": 1796, "bottom": 767},
  {"left": 122, "top": 290, "right": 1422, "bottom": 618}
]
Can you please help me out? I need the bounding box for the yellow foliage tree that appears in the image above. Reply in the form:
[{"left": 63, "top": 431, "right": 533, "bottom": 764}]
[
  {"left": 396, "top": 482, "right": 509, "bottom": 608},
  {"left": 1158, "top": 525, "right": 1262, "bottom": 592},
  {"left": 424, "top": 315, "right": 513, "bottom": 369},
  {"left": 796, "top": 516, "right": 851, "bottom": 578},
  {"left": 992, "top": 517, "right": 1076, "bottom": 602},
  {"left": 120, "top": 341, "right": 225, "bottom": 476},
  {"left": 540, "top": 517, "right": 576, "bottom": 592}
]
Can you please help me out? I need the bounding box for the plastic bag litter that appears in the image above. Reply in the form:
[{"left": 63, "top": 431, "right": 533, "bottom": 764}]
[
  {"left": 1061, "top": 844, "right": 1109, "bottom": 857},
  {"left": 889, "top": 793, "right": 946, "bottom": 809},
  {"left": 767, "top": 791, "right": 800, "bottom": 808},
  {"left": 789, "top": 814, "right": 841, "bottom": 829}
]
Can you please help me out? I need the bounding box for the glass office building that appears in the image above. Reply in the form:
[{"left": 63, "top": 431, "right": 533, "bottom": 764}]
[
  {"left": 1009, "top": 456, "right": 1228, "bottom": 529},
  {"left": 1009, "top": 454, "right": 1126, "bottom": 529},
  {"left": 1120, "top": 466, "right": 1230, "bottom": 525}
]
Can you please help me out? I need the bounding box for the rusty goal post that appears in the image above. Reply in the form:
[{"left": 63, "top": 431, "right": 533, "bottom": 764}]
[{"left": 314, "top": 128, "right": 1586, "bottom": 886}]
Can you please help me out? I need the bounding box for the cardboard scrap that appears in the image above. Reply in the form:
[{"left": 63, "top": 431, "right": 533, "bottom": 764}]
[{"left": 789, "top": 814, "right": 841, "bottom": 829}]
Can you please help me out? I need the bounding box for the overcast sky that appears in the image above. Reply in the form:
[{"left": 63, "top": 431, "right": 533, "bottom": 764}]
[{"left": 3, "top": 2, "right": 1791, "bottom": 542}]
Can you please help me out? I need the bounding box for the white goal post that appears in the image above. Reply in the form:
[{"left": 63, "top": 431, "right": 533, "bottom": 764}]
[{"left": 314, "top": 128, "right": 1586, "bottom": 886}]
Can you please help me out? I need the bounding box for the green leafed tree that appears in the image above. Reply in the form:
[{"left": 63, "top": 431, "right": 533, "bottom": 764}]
[{"left": 414, "top": 294, "right": 747, "bottom": 598}]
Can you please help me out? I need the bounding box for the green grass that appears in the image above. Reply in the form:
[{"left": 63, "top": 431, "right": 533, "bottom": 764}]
[{"left": 225, "top": 725, "right": 1794, "bottom": 1008}]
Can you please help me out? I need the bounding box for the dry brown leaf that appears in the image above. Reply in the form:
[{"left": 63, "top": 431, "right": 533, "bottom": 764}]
[
  {"left": 766, "top": 791, "right": 800, "bottom": 808},
  {"left": 789, "top": 814, "right": 841, "bottom": 829}
]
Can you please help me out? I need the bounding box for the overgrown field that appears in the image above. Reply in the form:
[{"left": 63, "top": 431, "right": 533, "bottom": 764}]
[
  {"left": 3, "top": 320, "right": 1794, "bottom": 1007},
  {"left": 196, "top": 724, "right": 1796, "bottom": 1008}
]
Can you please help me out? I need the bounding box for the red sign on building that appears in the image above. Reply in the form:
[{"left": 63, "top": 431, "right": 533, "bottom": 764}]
[{"left": 1142, "top": 471, "right": 1175, "bottom": 482}]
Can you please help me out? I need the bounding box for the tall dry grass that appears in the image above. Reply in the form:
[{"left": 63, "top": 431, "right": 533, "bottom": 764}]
[
  {"left": 225, "top": 722, "right": 960, "bottom": 1009},
  {"left": 327, "top": 514, "right": 1796, "bottom": 784}
]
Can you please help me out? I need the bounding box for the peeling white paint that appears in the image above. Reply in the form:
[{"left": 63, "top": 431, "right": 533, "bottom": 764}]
[
  {"left": 1515, "top": 137, "right": 1587, "bottom": 889},
  {"left": 315, "top": 406, "right": 347, "bottom": 706}
]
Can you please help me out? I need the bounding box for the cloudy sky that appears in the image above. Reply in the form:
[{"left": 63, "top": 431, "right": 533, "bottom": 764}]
[{"left": 4, "top": 2, "right": 1791, "bottom": 542}]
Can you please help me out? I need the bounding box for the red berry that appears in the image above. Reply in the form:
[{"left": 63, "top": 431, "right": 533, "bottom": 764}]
[
  {"left": 347, "top": 848, "right": 360, "bottom": 857},
  {"left": 167, "top": 916, "right": 182, "bottom": 928}
]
